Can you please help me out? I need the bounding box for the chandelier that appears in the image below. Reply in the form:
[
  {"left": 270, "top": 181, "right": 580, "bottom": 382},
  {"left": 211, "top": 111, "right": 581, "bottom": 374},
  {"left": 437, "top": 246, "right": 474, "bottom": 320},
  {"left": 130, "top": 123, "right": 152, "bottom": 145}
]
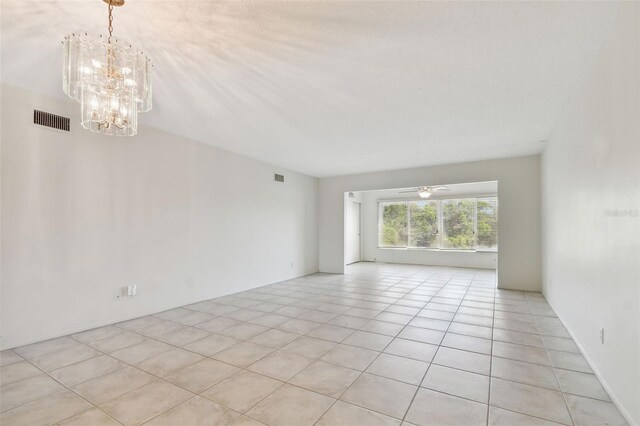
[{"left": 62, "top": 0, "right": 152, "bottom": 136}]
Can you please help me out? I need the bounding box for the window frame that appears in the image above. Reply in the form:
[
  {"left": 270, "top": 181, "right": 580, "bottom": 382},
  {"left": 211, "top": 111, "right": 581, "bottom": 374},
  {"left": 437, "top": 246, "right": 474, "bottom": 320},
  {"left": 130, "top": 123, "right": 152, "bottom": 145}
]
[{"left": 376, "top": 196, "right": 498, "bottom": 253}]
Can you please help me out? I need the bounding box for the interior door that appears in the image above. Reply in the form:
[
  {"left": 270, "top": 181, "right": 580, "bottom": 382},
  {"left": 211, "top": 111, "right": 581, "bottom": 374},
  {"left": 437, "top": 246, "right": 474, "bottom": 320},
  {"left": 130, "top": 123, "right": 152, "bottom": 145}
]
[{"left": 347, "top": 201, "right": 361, "bottom": 264}]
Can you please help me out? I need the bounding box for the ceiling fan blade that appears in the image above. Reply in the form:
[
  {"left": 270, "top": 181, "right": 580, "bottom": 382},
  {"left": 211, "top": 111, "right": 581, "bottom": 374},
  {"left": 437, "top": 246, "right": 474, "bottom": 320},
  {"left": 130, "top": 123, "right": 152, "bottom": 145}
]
[
  {"left": 398, "top": 189, "right": 418, "bottom": 193},
  {"left": 432, "top": 186, "right": 449, "bottom": 191}
]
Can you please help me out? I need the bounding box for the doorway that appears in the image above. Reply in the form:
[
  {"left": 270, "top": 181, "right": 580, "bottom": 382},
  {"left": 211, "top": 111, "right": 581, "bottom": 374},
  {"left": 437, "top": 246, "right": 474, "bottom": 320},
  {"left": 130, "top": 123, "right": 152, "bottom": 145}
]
[{"left": 346, "top": 201, "right": 361, "bottom": 264}]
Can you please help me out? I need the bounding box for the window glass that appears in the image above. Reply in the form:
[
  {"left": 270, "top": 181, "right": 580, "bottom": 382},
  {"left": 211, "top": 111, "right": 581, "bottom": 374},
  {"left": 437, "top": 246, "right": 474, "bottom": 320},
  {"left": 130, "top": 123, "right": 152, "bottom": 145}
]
[
  {"left": 408, "top": 201, "right": 438, "bottom": 248},
  {"left": 477, "top": 197, "right": 498, "bottom": 250},
  {"left": 377, "top": 197, "right": 498, "bottom": 251},
  {"left": 442, "top": 199, "right": 476, "bottom": 249},
  {"left": 379, "top": 202, "right": 408, "bottom": 247}
]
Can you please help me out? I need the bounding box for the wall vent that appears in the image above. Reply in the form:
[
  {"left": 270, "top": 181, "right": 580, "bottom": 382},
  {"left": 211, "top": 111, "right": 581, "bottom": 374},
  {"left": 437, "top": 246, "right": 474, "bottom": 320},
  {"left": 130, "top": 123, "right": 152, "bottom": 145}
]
[
  {"left": 274, "top": 173, "right": 285, "bottom": 183},
  {"left": 34, "top": 110, "right": 70, "bottom": 132}
]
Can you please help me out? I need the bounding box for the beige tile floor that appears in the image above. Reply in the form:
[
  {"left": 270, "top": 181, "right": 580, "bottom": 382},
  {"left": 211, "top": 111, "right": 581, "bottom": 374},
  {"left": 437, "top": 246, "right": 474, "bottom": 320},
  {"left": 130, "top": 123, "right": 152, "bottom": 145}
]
[{"left": 0, "top": 263, "right": 628, "bottom": 426}]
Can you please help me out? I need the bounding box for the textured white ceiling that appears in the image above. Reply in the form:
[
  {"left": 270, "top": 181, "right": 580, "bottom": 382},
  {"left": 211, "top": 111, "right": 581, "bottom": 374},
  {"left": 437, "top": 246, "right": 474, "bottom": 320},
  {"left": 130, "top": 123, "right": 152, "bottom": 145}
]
[{"left": 0, "top": 1, "right": 619, "bottom": 177}]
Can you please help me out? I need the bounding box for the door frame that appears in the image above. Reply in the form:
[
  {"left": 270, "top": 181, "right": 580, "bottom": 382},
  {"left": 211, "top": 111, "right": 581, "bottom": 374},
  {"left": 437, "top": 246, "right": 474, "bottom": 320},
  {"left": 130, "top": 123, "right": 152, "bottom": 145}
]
[{"left": 347, "top": 201, "right": 362, "bottom": 264}]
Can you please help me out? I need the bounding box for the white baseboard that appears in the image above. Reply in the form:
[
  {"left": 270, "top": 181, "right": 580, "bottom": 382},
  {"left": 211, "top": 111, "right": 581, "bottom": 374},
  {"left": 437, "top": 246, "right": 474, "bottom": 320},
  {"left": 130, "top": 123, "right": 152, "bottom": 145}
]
[{"left": 544, "top": 297, "right": 637, "bottom": 426}]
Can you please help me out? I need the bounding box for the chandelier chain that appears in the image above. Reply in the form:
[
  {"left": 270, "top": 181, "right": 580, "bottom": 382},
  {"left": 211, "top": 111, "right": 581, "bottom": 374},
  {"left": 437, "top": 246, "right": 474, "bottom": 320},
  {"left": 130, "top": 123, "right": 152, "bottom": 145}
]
[{"left": 107, "top": 1, "right": 114, "bottom": 42}]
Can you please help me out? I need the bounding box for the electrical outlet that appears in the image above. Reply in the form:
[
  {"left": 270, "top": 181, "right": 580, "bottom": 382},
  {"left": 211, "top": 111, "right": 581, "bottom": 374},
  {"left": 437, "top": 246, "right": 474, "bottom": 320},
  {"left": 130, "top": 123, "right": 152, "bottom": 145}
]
[
  {"left": 599, "top": 328, "right": 605, "bottom": 344},
  {"left": 114, "top": 287, "right": 124, "bottom": 300}
]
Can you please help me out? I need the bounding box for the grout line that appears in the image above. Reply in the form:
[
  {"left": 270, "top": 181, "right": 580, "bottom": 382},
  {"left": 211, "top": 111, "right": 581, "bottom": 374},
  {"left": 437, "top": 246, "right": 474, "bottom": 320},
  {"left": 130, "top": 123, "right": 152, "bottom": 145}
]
[
  {"left": 138, "top": 394, "right": 242, "bottom": 426},
  {"left": 400, "top": 269, "right": 478, "bottom": 424},
  {"left": 529, "top": 297, "right": 576, "bottom": 426},
  {"left": 190, "top": 278, "right": 414, "bottom": 425},
  {"left": 486, "top": 270, "right": 497, "bottom": 426},
  {"left": 53, "top": 406, "right": 123, "bottom": 426},
  {"left": 13, "top": 357, "right": 124, "bottom": 425},
  {"left": 310, "top": 268, "right": 440, "bottom": 425}
]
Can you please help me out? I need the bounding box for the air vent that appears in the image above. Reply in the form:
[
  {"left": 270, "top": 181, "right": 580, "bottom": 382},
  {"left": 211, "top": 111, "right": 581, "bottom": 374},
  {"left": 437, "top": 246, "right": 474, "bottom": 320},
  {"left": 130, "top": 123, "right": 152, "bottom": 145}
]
[
  {"left": 34, "top": 110, "right": 70, "bottom": 132},
  {"left": 274, "top": 173, "right": 285, "bottom": 183}
]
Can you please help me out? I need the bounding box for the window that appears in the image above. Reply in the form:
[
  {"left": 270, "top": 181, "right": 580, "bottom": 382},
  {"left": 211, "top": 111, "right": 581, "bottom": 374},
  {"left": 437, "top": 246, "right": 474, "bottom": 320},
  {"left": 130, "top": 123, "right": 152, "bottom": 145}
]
[
  {"left": 377, "top": 197, "right": 498, "bottom": 251},
  {"left": 476, "top": 197, "right": 498, "bottom": 250},
  {"left": 408, "top": 200, "right": 438, "bottom": 248},
  {"left": 379, "top": 202, "right": 408, "bottom": 247},
  {"left": 442, "top": 199, "right": 476, "bottom": 250}
]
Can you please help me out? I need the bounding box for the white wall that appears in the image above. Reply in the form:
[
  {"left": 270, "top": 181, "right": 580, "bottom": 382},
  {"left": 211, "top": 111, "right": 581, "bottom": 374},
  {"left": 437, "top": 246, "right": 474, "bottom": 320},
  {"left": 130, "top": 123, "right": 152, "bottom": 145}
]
[
  {"left": 319, "top": 155, "right": 541, "bottom": 290},
  {"left": 358, "top": 185, "right": 498, "bottom": 269},
  {"left": 0, "top": 84, "right": 319, "bottom": 349},
  {"left": 541, "top": 4, "right": 639, "bottom": 424}
]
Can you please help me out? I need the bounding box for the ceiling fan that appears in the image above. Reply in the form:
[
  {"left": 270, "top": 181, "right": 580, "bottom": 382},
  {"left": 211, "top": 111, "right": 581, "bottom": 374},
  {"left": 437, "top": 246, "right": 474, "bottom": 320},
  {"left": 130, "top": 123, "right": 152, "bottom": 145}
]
[{"left": 398, "top": 186, "right": 449, "bottom": 198}]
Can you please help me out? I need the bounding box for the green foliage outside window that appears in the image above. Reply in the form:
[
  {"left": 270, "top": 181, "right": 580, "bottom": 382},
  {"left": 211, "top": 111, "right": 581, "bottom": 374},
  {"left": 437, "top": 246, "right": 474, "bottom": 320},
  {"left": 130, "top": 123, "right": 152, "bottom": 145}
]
[
  {"left": 442, "top": 199, "right": 475, "bottom": 249},
  {"left": 378, "top": 197, "right": 498, "bottom": 250},
  {"left": 477, "top": 199, "right": 498, "bottom": 249},
  {"left": 409, "top": 201, "right": 438, "bottom": 248},
  {"left": 381, "top": 203, "right": 408, "bottom": 246}
]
